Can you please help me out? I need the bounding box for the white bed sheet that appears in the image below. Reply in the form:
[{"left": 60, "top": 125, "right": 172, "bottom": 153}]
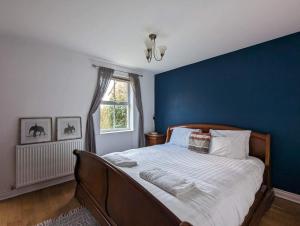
[{"left": 108, "top": 144, "right": 264, "bottom": 226}]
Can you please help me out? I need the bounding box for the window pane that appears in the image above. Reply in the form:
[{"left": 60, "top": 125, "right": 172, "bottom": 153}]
[
  {"left": 115, "top": 80, "right": 128, "bottom": 102},
  {"left": 100, "top": 78, "right": 131, "bottom": 132},
  {"left": 102, "top": 80, "right": 115, "bottom": 101},
  {"left": 114, "top": 105, "right": 128, "bottom": 129},
  {"left": 100, "top": 105, "right": 114, "bottom": 129}
]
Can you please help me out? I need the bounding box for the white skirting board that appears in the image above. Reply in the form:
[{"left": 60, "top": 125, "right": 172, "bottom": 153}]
[
  {"left": 0, "top": 175, "right": 74, "bottom": 201},
  {"left": 274, "top": 188, "right": 300, "bottom": 204}
]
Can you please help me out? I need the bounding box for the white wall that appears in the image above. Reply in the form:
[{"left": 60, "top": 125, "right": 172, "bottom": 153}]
[{"left": 0, "top": 35, "right": 154, "bottom": 198}]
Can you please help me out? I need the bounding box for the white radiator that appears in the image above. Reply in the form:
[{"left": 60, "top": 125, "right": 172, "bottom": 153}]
[{"left": 16, "top": 139, "right": 83, "bottom": 188}]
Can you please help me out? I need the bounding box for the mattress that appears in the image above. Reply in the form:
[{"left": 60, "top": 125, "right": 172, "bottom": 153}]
[{"left": 111, "top": 143, "right": 264, "bottom": 226}]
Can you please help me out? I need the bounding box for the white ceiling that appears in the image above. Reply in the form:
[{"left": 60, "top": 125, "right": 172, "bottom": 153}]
[{"left": 0, "top": 0, "right": 299, "bottom": 74}]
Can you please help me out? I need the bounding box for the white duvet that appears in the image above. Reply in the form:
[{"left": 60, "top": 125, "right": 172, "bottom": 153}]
[{"left": 107, "top": 144, "right": 264, "bottom": 226}]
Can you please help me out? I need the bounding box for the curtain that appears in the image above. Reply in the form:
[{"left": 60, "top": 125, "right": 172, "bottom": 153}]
[
  {"left": 129, "top": 73, "right": 145, "bottom": 147},
  {"left": 85, "top": 67, "right": 114, "bottom": 153}
]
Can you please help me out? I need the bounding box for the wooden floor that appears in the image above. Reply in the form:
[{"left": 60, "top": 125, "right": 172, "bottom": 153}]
[
  {"left": 0, "top": 181, "right": 299, "bottom": 226},
  {"left": 0, "top": 182, "right": 80, "bottom": 226}
]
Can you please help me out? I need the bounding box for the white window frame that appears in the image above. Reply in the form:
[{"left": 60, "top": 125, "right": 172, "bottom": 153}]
[{"left": 100, "top": 75, "right": 133, "bottom": 134}]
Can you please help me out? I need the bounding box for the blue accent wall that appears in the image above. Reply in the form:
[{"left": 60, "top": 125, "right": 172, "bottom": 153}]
[{"left": 155, "top": 32, "right": 300, "bottom": 194}]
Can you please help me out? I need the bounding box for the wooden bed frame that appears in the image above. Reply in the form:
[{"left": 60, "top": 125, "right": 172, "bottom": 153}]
[{"left": 73, "top": 124, "right": 274, "bottom": 226}]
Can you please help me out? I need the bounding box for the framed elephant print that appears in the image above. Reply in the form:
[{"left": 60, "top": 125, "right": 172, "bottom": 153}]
[
  {"left": 20, "top": 117, "right": 52, "bottom": 145},
  {"left": 56, "top": 116, "right": 82, "bottom": 141}
]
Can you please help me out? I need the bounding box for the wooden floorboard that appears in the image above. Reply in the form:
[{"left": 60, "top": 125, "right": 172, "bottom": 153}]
[
  {"left": 0, "top": 181, "right": 80, "bottom": 226},
  {"left": 0, "top": 181, "right": 299, "bottom": 226},
  {"left": 259, "top": 195, "right": 300, "bottom": 226}
]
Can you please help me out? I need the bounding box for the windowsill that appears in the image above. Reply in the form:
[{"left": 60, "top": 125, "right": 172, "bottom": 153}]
[{"left": 99, "top": 129, "right": 134, "bottom": 135}]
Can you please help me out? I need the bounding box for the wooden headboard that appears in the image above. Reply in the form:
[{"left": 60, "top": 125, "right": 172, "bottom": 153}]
[{"left": 165, "top": 123, "right": 271, "bottom": 189}]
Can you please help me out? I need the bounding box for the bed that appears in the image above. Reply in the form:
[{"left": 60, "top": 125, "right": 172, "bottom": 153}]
[{"left": 73, "top": 124, "right": 274, "bottom": 226}]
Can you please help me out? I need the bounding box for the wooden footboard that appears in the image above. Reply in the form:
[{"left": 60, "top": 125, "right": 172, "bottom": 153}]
[
  {"left": 73, "top": 150, "right": 192, "bottom": 226},
  {"left": 73, "top": 149, "right": 273, "bottom": 226}
]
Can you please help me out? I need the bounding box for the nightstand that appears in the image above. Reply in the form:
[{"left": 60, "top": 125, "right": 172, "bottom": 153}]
[{"left": 145, "top": 133, "right": 165, "bottom": 146}]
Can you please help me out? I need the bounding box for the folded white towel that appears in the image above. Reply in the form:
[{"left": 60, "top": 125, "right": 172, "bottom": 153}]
[
  {"left": 102, "top": 153, "right": 137, "bottom": 167},
  {"left": 139, "top": 168, "right": 196, "bottom": 197}
]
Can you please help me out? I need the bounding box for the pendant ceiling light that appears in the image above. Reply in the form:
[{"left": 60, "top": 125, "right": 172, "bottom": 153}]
[{"left": 144, "top": 34, "right": 167, "bottom": 63}]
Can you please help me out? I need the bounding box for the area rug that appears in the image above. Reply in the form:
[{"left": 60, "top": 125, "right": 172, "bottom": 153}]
[{"left": 35, "top": 207, "right": 100, "bottom": 226}]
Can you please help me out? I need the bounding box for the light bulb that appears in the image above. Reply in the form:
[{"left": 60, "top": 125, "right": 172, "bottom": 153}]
[{"left": 158, "top": 45, "right": 167, "bottom": 55}]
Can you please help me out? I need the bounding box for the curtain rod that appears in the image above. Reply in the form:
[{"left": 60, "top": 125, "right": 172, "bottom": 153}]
[{"left": 91, "top": 64, "right": 143, "bottom": 77}]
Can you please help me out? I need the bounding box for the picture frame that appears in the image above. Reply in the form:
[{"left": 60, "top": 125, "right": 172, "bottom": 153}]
[
  {"left": 56, "top": 116, "right": 82, "bottom": 141},
  {"left": 20, "top": 117, "right": 52, "bottom": 145}
]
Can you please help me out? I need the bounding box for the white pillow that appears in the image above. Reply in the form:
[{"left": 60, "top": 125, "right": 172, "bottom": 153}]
[
  {"left": 209, "top": 136, "right": 245, "bottom": 159},
  {"left": 209, "top": 137, "right": 231, "bottom": 157},
  {"left": 169, "top": 127, "right": 201, "bottom": 148},
  {"left": 210, "top": 129, "right": 251, "bottom": 157}
]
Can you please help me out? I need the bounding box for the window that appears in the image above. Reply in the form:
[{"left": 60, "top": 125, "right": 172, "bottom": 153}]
[{"left": 100, "top": 77, "right": 132, "bottom": 133}]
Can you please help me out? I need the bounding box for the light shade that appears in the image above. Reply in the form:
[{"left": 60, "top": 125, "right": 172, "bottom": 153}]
[
  {"left": 145, "top": 39, "right": 154, "bottom": 49},
  {"left": 158, "top": 46, "right": 167, "bottom": 55}
]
